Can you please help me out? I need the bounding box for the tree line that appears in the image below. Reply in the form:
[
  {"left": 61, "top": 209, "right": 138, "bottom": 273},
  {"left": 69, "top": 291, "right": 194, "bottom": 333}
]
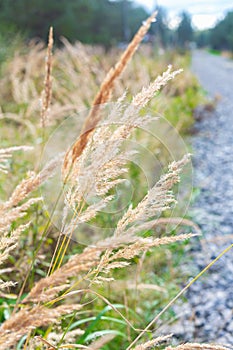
[
  {"left": 0, "top": 0, "right": 194, "bottom": 50},
  {"left": 0, "top": 0, "right": 232, "bottom": 51},
  {"left": 0, "top": 0, "right": 148, "bottom": 47},
  {"left": 196, "top": 11, "right": 233, "bottom": 52}
]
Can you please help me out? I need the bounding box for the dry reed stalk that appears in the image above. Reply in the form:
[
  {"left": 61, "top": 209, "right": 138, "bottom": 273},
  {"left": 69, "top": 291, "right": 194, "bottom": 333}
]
[
  {"left": 0, "top": 146, "right": 33, "bottom": 173},
  {"left": 0, "top": 224, "right": 29, "bottom": 290},
  {"left": 0, "top": 304, "right": 82, "bottom": 350},
  {"left": 24, "top": 245, "right": 102, "bottom": 302},
  {"left": 23, "top": 145, "right": 192, "bottom": 303},
  {"left": 0, "top": 223, "right": 30, "bottom": 268},
  {"left": 133, "top": 334, "right": 172, "bottom": 349},
  {"left": 153, "top": 217, "right": 201, "bottom": 235},
  {"left": 88, "top": 334, "right": 116, "bottom": 349},
  {"left": 108, "top": 234, "right": 196, "bottom": 262},
  {"left": 0, "top": 197, "right": 41, "bottom": 232},
  {"left": 2, "top": 155, "right": 60, "bottom": 210},
  {"left": 165, "top": 344, "right": 231, "bottom": 350},
  {"left": 0, "top": 156, "right": 59, "bottom": 293},
  {"left": 41, "top": 27, "right": 53, "bottom": 128},
  {"left": 32, "top": 329, "right": 85, "bottom": 349},
  {"left": 113, "top": 155, "right": 190, "bottom": 237},
  {"left": 23, "top": 147, "right": 192, "bottom": 303},
  {"left": 33, "top": 336, "right": 57, "bottom": 349},
  {"left": 61, "top": 66, "right": 183, "bottom": 228},
  {"left": 24, "top": 232, "right": 194, "bottom": 304},
  {"left": 132, "top": 64, "right": 182, "bottom": 108},
  {"left": 63, "top": 12, "right": 157, "bottom": 173},
  {"left": 0, "top": 150, "right": 45, "bottom": 291},
  {"left": 52, "top": 64, "right": 182, "bottom": 274},
  {"left": 0, "top": 158, "right": 58, "bottom": 264}
]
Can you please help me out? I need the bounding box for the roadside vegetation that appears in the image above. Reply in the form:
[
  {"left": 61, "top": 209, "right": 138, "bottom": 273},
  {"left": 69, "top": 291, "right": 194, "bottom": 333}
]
[{"left": 0, "top": 7, "right": 227, "bottom": 350}]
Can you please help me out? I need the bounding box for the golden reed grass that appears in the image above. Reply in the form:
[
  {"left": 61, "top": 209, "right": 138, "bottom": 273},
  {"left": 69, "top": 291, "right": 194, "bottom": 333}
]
[
  {"left": 63, "top": 12, "right": 157, "bottom": 173},
  {"left": 165, "top": 344, "right": 231, "bottom": 350},
  {"left": 41, "top": 27, "right": 53, "bottom": 128},
  {"left": 0, "top": 12, "right": 230, "bottom": 350}
]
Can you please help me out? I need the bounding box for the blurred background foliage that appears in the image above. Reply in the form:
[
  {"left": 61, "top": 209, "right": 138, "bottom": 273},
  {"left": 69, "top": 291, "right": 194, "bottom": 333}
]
[
  {"left": 0, "top": 0, "right": 232, "bottom": 53},
  {"left": 0, "top": 0, "right": 148, "bottom": 47},
  {"left": 195, "top": 11, "right": 233, "bottom": 51}
]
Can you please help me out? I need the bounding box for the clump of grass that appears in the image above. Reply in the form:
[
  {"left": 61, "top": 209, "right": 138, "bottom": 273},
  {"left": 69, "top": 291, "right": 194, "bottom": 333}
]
[{"left": 0, "top": 13, "right": 229, "bottom": 350}]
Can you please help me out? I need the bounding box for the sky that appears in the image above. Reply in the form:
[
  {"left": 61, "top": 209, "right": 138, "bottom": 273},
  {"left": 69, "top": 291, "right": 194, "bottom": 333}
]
[{"left": 134, "top": 0, "right": 233, "bottom": 30}]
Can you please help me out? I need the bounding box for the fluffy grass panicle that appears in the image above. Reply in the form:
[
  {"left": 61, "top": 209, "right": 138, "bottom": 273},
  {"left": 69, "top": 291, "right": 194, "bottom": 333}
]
[{"left": 0, "top": 12, "right": 227, "bottom": 350}]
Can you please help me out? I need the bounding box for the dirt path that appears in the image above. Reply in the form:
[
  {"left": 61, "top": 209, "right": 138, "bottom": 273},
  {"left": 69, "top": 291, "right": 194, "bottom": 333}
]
[{"left": 162, "top": 51, "right": 233, "bottom": 346}]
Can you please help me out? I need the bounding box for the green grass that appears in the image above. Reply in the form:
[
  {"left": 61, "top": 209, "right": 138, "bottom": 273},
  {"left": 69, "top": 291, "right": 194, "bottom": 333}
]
[{"left": 208, "top": 48, "right": 221, "bottom": 56}]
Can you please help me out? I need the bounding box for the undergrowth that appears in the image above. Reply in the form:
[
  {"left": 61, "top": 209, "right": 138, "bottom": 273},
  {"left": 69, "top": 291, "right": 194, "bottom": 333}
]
[{"left": 0, "top": 14, "right": 227, "bottom": 350}]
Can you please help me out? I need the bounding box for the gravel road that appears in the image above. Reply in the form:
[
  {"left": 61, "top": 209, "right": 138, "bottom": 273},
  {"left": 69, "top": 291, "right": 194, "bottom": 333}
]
[{"left": 162, "top": 50, "right": 233, "bottom": 347}]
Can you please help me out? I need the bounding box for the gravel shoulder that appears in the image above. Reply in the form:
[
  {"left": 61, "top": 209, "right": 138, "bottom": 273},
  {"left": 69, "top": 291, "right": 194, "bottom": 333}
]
[{"left": 162, "top": 50, "right": 233, "bottom": 346}]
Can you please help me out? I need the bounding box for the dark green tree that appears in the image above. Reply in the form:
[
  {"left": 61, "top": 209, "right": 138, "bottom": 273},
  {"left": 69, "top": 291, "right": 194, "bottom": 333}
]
[
  {"left": 0, "top": 0, "right": 148, "bottom": 47},
  {"left": 195, "top": 29, "right": 211, "bottom": 48},
  {"left": 151, "top": 6, "right": 170, "bottom": 48},
  {"left": 210, "top": 11, "right": 233, "bottom": 51},
  {"left": 177, "top": 11, "right": 193, "bottom": 48}
]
